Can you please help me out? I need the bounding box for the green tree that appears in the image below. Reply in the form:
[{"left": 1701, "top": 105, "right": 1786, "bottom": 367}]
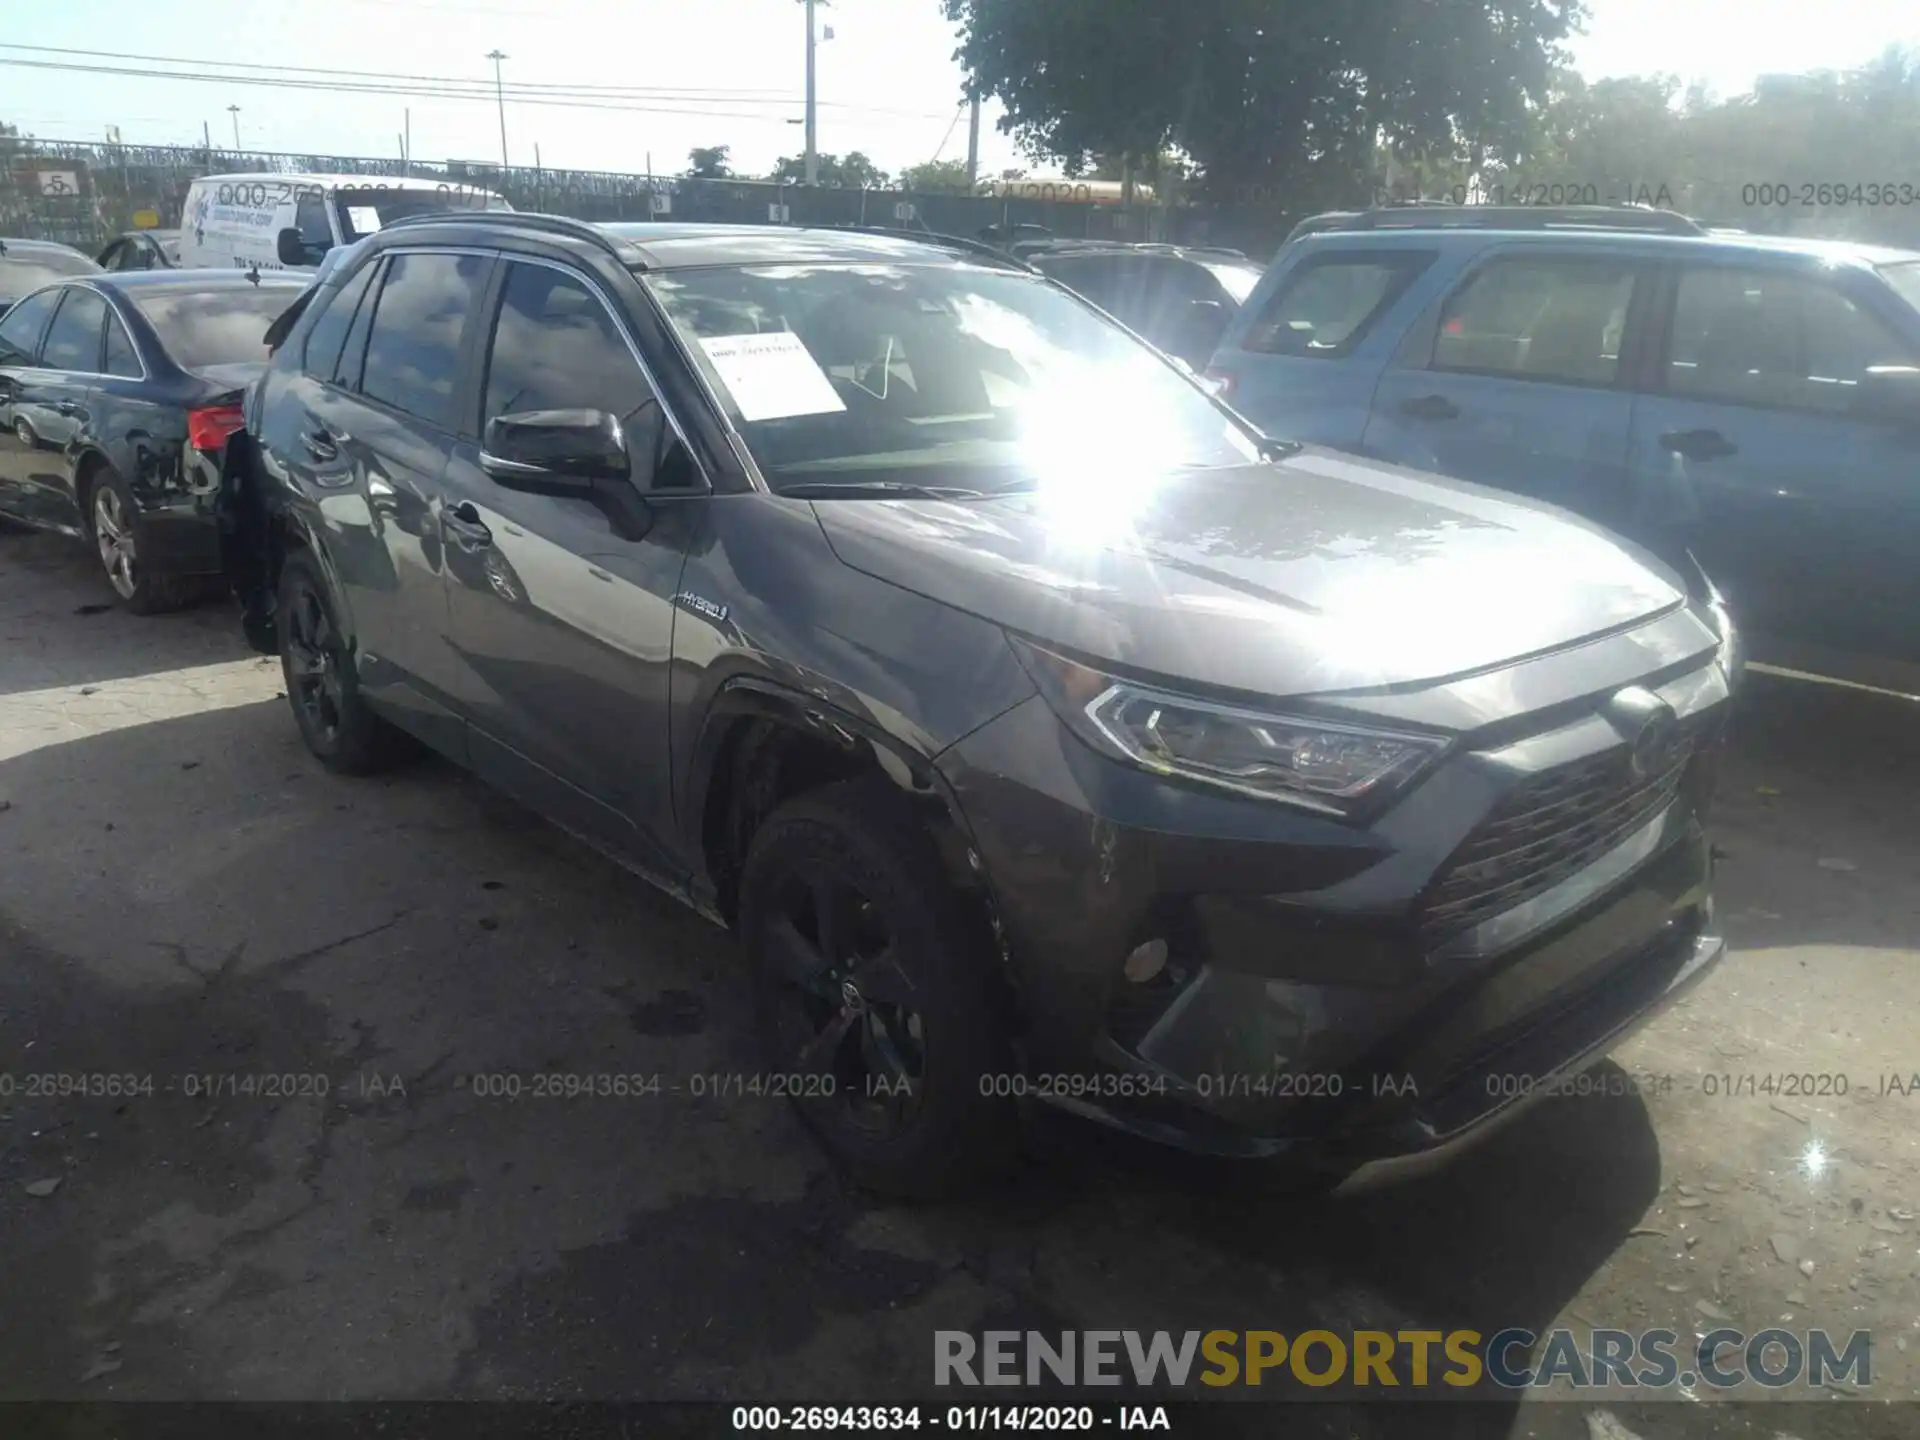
[
  {"left": 942, "top": 0, "right": 1584, "bottom": 211},
  {"left": 771, "top": 151, "right": 891, "bottom": 187},
  {"left": 901, "top": 158, "right": 973, "bottom": 192},
  {"left": 685, "top": 145, "right": 734, "bottom": 179}
]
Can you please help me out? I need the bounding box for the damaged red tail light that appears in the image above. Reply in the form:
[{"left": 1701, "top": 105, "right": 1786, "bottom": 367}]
[{"left": 187, "top": 404, "right": 245, "bottom": 452}]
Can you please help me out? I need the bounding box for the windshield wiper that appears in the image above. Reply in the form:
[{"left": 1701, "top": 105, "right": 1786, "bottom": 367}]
[
  {"left": 778, "top": 480, "right": 993, "bottom": 501},
  {"left": 1255, "top": 434, "right": 1303, "bottom": 461}
]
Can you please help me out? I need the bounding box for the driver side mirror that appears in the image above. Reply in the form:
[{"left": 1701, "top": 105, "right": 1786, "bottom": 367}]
[
  {"left": 276, "top": 227, "right": 328, "bottom": 267},
  {"left": 481, "top": 409, "right": 629, "bottom": 494},
  {"left": 1852, "top": 365, "right": 1920, "bottom": 425}
]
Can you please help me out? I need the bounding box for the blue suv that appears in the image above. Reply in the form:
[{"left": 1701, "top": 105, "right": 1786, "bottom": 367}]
[{"left": 1208, "top": 205, "right": 1920, "bottom": 691}]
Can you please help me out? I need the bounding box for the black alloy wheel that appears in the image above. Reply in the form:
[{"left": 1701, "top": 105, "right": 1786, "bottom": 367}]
[
  {"left": 739, "top": 776, "right": 1015, "bottom": 1197},
  {"left": 275, "top": 552, "right": 418, "bottom": 774}
]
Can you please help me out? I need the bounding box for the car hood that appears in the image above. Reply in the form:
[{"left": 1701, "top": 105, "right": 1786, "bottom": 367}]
[{"left": 810, "top": 447, "right": 1686, "bottom": 700}]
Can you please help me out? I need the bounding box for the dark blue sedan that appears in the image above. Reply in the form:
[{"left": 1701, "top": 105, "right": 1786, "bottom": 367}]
[{"left": 0, "top": 268, "right": 307, "bottom": 612}]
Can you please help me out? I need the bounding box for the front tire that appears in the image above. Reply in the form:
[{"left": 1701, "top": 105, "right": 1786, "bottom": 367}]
[
  {"left": 737, "top": 776, "right": 1016, "bottom": 1198},
  {"left": 87, "top": 469, "right": 193, "bottom": 614},
  {"left": 276, "top": 551, "right": 419, "bottom": 775}
]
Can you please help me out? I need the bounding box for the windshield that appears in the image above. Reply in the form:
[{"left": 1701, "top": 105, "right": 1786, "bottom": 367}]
[
  {"left": 334, "top": 187, "right": 511, "bottom": 242},
  {"left": 0, "top": 247, "right": 100, "bottom": 298},
  {"left": 1880, "top": 261, "right": 1920, "bottom": 315},
  {"left": 648, "top": 263, "right": 1259, "bottom": 495},
  {"left": 1202, "top": 262, "right": 1265, "bottom": 305},
  {"left": 130, "top": 285, "right": 308, "bottom": 368}
]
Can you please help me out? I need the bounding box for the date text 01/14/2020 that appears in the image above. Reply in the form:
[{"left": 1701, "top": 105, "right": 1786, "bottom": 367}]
[{"left": 729, "top": 1405, "right": 1173, "bottom": 1432}]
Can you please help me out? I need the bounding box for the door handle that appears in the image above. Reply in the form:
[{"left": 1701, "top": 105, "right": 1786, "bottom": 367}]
[
  {"left": 444, "top": 500, "right": 493, "bottom": 547},
  {"left": 1399, "top": 393, "right": 1460, "bottom": 421},
  {"left": 1659, "top": 429, "right": 1738, "bottom": 461}
]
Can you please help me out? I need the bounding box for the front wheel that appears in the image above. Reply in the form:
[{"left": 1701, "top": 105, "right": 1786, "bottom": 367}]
[
  {"left": 276, "top": 551, "right": 419, "bottom": 775},
  {"left": 737, "top": 776, "right": 1016, "bottom": 1198}
]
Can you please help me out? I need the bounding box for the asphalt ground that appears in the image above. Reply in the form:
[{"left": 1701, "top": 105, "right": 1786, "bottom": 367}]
[{"left": 3, "top": 524, "right": 1918, "bottom": 1439}]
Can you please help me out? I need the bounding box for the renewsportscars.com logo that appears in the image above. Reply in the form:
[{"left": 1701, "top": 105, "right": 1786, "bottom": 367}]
[{"left": 934, "top": 1328, "right": 1872, "bottom": 1392}]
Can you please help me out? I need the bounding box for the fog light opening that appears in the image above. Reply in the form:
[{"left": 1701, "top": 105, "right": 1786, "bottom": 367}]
[{"left": 1122, "top": 938, "right": 1169, "bottom": 985}]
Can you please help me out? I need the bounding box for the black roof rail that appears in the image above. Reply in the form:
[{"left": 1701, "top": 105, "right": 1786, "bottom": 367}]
[
  {"left": 826, "top": 224, "right": 1038, "bottom": 272},
  {"left": 379, "top": 209, "right": 645, "bottom": 265},
  {"left": 1284, "top": 203, "right": 1706, "bottom": 246}
]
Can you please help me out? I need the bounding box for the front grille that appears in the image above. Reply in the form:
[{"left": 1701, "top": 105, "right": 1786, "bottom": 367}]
[{"left": 1417, "top": 709, "right": 1722, "bottom": 948}]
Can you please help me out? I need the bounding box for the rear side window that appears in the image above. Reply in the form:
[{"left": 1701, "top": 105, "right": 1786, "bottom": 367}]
[
  {"left": 1666, "top": 266, "right": 1918, "bottom": 414},
  {"left": 302, "top": 262, "right": 379, "bottom": 381},
  {"left": 1434, "top": 256, "right": 1636, "bottom": 386},
  {"left": 104, "top": 312, "right": 142, "bottom": 377},
  {"left": 1238, "top": 250, "right": 1432, "bottom": 357},
  {"left": 41, "top": 288, "right": 108, "bottom": 372},
  {"left": 357, "top": 252, "right": 490, "bottom": 429}
]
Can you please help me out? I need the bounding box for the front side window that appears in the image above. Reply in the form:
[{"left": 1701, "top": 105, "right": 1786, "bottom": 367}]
[
  {"left": 0, "top": 288, "right": 61, "bottom": 364},
  {"left": 335, "top": 187, "right": 507, "bottom": 243},
  {"left": 649, "top": 262, "right": 1259, "bottom": 494},
  {"left": 1239, "top": 251, "right": 1432, "bottom": 357},
  {"left": 40, "top": 288, "right": 108, "bottom": 372},
  {"left": 103, "top": 313, "right": 142, "bottom": 377},
  {"left": 482, "top": 263, "right": 653, "bottom": 428},
  {"left": 1666, "top": 267, "right": 1917, "bottom": 414},
  {"left": 1434, "top": 257, "right": 1636, "bottom": 386},
  {"left": 357, "top": 252, "right": 490, "bottom": 428},
  {"left": 294, "top": 191, "right": 334, "bottom": 250}
]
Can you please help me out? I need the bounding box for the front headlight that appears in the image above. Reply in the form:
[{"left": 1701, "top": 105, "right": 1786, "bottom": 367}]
[{"left": 1010, "top": 638, "right": 1447, "bottom": 816}]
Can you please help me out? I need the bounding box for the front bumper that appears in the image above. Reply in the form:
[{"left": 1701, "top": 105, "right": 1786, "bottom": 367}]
[{"left": 935, "top": 647, "right": 1731, "bottom": 1180}]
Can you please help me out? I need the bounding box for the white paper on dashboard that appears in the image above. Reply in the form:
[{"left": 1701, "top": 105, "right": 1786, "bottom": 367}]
[
  {"left": 348, "top": 207, "right": 383, "bottom": 232},
  {"left": 698, "top": 331, "right": 846, "bottom": 422}
]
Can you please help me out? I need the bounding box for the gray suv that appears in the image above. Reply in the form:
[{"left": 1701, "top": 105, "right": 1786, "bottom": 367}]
[{"left": 229, "top": 214, "right": 1735, "bottom": 1197}]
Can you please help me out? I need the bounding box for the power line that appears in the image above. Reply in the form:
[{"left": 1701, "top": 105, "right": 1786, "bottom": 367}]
[
  {"left": 0, "top": 42, "right": 799, "bottom": 98},
  {"left": 0, "top": 43, "right": 949, "bottom": 116},
  {"left": 0, "top": 56, "right": 933, "bottom": 124}
]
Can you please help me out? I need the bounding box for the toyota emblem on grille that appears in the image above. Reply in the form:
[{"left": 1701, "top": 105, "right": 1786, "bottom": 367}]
[{"left": 1604, "top": 685, "right": 1680, "bottom": 779}]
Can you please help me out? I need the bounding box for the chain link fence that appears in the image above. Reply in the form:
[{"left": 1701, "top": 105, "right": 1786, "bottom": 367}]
[{"left": 0, "top": 137, "right": 1176, "bottom": 253}]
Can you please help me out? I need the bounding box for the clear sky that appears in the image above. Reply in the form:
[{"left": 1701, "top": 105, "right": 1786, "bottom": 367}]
[{"left": 1, "top": 0, "right": 1915, "bottom": 180}]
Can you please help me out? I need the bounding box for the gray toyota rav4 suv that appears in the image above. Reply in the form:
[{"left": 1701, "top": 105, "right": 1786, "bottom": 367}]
[{"left": 228, "top": 213, "right": 1735, "bottom": 1196}]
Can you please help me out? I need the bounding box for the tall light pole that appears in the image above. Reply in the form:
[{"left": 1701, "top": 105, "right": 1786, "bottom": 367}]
[
  {"left": 486, "top": 50, "right": 510, "bottom": 169},
  {"left": 227, "top": 104, "right": 242, "bottom": 151}
]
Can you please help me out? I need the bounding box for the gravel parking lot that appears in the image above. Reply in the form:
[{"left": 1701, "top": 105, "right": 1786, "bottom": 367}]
[{"left": 3, "top": 524, "right": 1918, "bottom": 1438}]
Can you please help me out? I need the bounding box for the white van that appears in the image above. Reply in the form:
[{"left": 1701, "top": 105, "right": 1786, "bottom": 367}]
[{"left": 177, "top": 173, "right": 511, "bottom": 273}]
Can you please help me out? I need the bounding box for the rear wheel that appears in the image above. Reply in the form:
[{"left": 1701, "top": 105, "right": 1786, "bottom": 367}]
[
  {"left": 276, "top": 551, "right": 418, "bottom": 775},
  {"left": 737, "top": 776, "right": 1016, "bottom": 1198},
  {"left": 86, "top": 469, "right": 194, "bottom": 614}
]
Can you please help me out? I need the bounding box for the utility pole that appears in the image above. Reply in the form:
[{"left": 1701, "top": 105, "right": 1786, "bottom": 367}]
[
  {"left": 798, "top": 0, "right": 828, "bottom": 186},
  {"left": 203, "top": 119, "right": 212, "bottom": 155},
  {"left": 404, "top": 108, "right": 411, "bottom": 174},
  {"left": 227, "top": 104, "right": 242, "bottom": 151},
  {"left": 487, "top": 50, "right": 510, "bottom": 169},
  {"left": 965, "top": 92, "right": 981, "bottom": 188}
]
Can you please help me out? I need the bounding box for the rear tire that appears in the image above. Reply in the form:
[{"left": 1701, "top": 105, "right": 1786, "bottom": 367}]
[
  {"left": 85, "top": 468, "right": 194, "bottom": 615},
  {"left": 737, "top": 775, "right": 1016, "bottom": 1198},
  {"left": 275, "top": 551, "right": 419, "bottom": 775}
]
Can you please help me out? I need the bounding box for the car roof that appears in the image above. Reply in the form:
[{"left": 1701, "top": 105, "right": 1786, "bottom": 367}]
[
  {"left": 87, "top": 269, "right": 308, "bottom": 294},
  {"left": 1, "top": 237, "right": 92, "bottom": 255},
  {"left": 1293, "top": 225, "right": 1920, "bottom": 268},
  {"left": 1029, "top": 243, "right": 1259, "bottom": 264},
  {"left": 596, "top": 222, "right": 1023, "bottom": 270}
]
